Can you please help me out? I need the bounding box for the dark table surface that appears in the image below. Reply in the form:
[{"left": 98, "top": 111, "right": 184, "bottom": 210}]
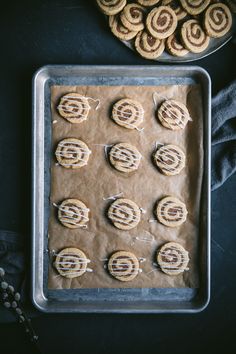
[{"left": 0, "top": 1, "right": 236, "bottom": 353}]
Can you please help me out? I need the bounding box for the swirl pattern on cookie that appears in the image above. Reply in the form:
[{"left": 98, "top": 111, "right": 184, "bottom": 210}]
[
  {"left": 120, "top": 3, "right": 145, "bottom": 32},
  {"left": 157, "top": 99, "right": 191, "bottom": 130},
  {"left": 166, "top": 33, "right": 189, "bottom": 57},
  {"left": 57, "top": 93, "right": 91, "bottom": 123},
  {"left": 135, "top": 30, "right": 165, "bottom": 59},
  {"left": 156, "top": 196, "right": 188, "bottom": 227},
  {"left": 154, "top": 144, "right": 185, "bottom": 176},
  {"left": 108, "top": 198, "right": 141, "bottom": 230},
  {"left": 204, "top": 3, "right": 232, "bottom": 38},
  {"left": 180, "top": 0, "right": 210, "bottom": 15},
  {"left": 137, "top": 0, "right": 161, "bottom": 6},
  {"left": 112, "top": 98, "right": 144, "bottom": 130},
  {"left": 109, "top": 143, "right": 142, "bottom": 173},
  {"left": 108, "top": 251, "right": 140, "bottom": 281},
  {"left": 162, "top": 0, "right": 187, "bottom": 20},
  {"left": 146, "top": 6, "right": 178, "bottom": 39},
  {"left": 55, "top": 138, "right": 91, "bottom": 169},
  {"left": 109, "top": 14, "right": 138, "bottom": 40},
  {"left": 54, "top": 248, "right": 89, "bottom": 278},
  {"left": 157, "top": 242, "right": 189, "bottom": 275},
  {"left": 96, "top": 0, "right": 127, "bottom": 15},
  {"left": 181, "top": 19, "right": 210, "bottom": 53},
  {"left": 58, "top": 199, "right": 89, "bottom": 229}
]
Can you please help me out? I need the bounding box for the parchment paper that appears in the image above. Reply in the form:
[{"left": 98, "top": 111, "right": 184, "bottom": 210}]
[{"left": 48, "top": 84, "right": 203, "bottom": 289}]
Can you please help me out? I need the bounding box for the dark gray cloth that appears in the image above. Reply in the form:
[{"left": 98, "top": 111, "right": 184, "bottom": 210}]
[{"left": 211, "top": 80, "right": 236, "bottom": 191}]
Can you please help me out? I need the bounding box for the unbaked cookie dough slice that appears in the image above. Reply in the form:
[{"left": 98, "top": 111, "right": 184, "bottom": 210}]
[
  {"left": 181, "top": 19, "right": 210, "bottom": 53},
  {"left": 157, "top": 242, "right": 189, "bottom": 275},
  {"left": 180, "top": 0, "right": 210, "bottom": 15},
  {"left": 96, "top": 0, "right": 127, "bottom": 15},
  {"left": 57, "top": 199, "right": 89, "bottom": 229},
  {"left": 109, "top": 14, "right": 138, "bottom": 40},
  {"left": 166, "top": 33, "right": 189, "bottom": 57},
  {"left": 137, "top": 0, "right": 161, "bottom": 6},
  {"left": 55, "top": 138, "right": 91, "bottom": 169},
  {"left": 135, "top": 30, "right": 165, "bottom": 59},
  {"left": 57, "top": 93, "right": 91, "bottom": 123},
  {"left": 108, "top": 251, "right": 140, "bottom": 281},
  {"left": 108, "top": 198, "right": 141, "bottom": 230},
  {"left": 204, "top": 3, "right": 232, "bottom": 38},
  {"left": 54, "top": 248, "right": 90, "bottom": 278},
  {"left": 157, "top": 99, "right": 191, "bottom": 130},
  {"left": 146, "top": 6, "right": 178, "bottom": 39},
  {"left": 156, "top": 196, "right": 188, "bottom": 227},
  {"left": 154, "top": 144, "right": 185, "bottom": 176},
  {"left": 120, "top": 3, "right": 145, "bottom": 32},
  {"left": 162, "top": 0, "right": 187, "bottom": 20},
  {"left": 109, "top": 143, "right": 142, "bottom": 173},
  {"left": 112, "top": 98, "right": 144, "bottom": 130}
]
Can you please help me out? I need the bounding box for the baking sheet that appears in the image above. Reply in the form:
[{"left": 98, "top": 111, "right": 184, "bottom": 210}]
[
  {"left": 48, "top": 83, "right": 203, "bottom": 290},
  {"left": 32, "top": 65, "right": 211, "bottom": 313}
]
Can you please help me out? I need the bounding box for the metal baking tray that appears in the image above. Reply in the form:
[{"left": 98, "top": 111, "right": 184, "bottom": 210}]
[{"left": 32, "top": 65, "right": 211, "bottom": 313}]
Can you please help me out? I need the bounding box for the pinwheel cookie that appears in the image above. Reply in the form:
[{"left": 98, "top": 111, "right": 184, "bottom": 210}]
[
  {"left": 157, "top": 99, "right": 191, "bottom": 130},
  {"left": 181, "top": 20, "right": 210, "bottom": 53},
  {"left": 55, "top": 138, "right": 91, "bottom": 169},
  {"left": 108, "top": 251, "right": 140, "bottom": 281},
  {"left": 109, "top": 142, "right": 142, "bottom": 173},
  {"left": 162, "top": 0, "right": 187, "bottom": 20},
  {"left": 156, "top": 196, "right": 188, "bottom": 227},
  {"left": 154, "top": 144, "right": 185, "bottom": 176},
  {"left": 96, "top": 0, "right": 127, "bottom": 15},
  {"left": 120, "top": 3, "right": 145, "bottom": 32},
  {"left": 146, "top": 6, "right": 178, "bottom": 39},
  {"left": 57, "top": 93, "right": 91, "bottom": 124},
  {"left": 112, "top": 98, "right": 144, "bottom": 130},
  {"left": 135, "top": 30, "right": 165, "bottom": 59},
  {"left": 57, "top": 199, "right": 89, "bottom": 229},
  {"left": 204, "top": 3, "right": 232, "bottom": 38},
  {"left": 109, "top": 14, "right": 138, "bottom": 40},
  {"left": 54, "top": 248, "right": 90, "bottom": 279},
  {"left": 157, "top": 242, "right": 189, "bottom": 275},
  {"left": 166, "top": 33, "right": 189, "bottom": 57},
  {"left": 180, "top": 0, "right": 210, "bottom": 15},
  {"left": 137, "top": 0, "right": 160, "bottom": 6},
  {"left": 108, "top": 198, "right": 141, "bottom": 230}
]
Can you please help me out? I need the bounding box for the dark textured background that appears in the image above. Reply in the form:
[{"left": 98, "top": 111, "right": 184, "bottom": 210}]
[{"left": 0, "top": 1, "right": 236, "bottom": 353}]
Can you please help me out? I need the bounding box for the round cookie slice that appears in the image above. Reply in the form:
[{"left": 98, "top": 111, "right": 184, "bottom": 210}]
[
  {"left": 181, "top": 19, "right": 210, "bottom": 54},
  {"left": 120, "top": 3, "right": 145, "bottom": 32},
  {"left": 108, "top": 251, "right": 140, "bottom": 281},
  {"left": 55, "top": 138, "right": 91, "bottom": 169},
  {"left": 156, "top": 196, "right": 188, "bottom": 227},
  {"left": 135, "top": 30, "right": 165, "bottom": 59},
  {"left": 166, "top": 33, "right": 189, "bottom": 57},
  {"left": 146, "top": 6, "right": 178, "bottom": 39},
  {"left": 54, "top": 248, "right": 89, "bottom": 279},
  {"left": 96, "top": 0, "right": 127, "bottom": 15},
  {"left": 204, "top": 2, "right": 232, "bottom": 38},
  {"left": 58, "top": 199, "right": 89, "bottom": 229},
  {"left": 112, "top": 98, "right": 144, "bottom": 130},
  {"left": 108, "top": 198, "right": 141, "bottom": 230},
  {"left": 109, "top": 14, "right": 138, "bottom": 40},
  {"left": 109, "top": 142, "right": 142, "bottom": 173},
  {"left": 137, "top": 0, "right": 161, "bottom": 6},
  {"left": 154, "top": 144, "right": 186, "bottom": 176},
  {"left": 180, "top": 0, "right": 210, "bottom": 15},
  {"left": 157, "top": 99, "right": 191, "bottom": 130},
  {"left": 157, "top": 242, "right": 189, "bottom": 275}
]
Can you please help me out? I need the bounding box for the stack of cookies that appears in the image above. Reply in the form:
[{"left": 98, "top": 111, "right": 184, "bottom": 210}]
[{"left": 96, "top": 0, "right": 233, "bottom": 59}]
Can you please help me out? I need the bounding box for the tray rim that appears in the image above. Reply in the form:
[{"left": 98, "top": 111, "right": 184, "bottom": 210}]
[{"left": 32, "top": 64, "right": 211, "bottom": 314}]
